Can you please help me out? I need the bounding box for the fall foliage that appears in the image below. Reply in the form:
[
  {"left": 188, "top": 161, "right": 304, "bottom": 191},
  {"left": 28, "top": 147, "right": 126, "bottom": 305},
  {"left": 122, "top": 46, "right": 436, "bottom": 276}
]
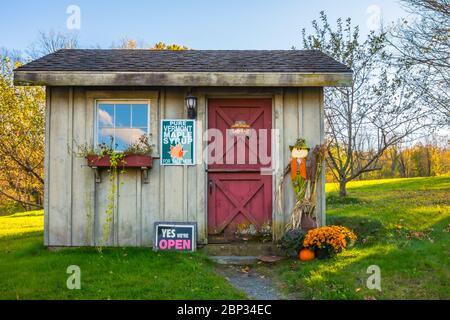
[
  {"left": 116, "top": 39, "right": 190, "bottom": 50},
  {"left": 325, "top": 142, "right": 450, "bottom": 182},
  {"left": 0, "top": 57, "right": 45, "bottom": 211}
]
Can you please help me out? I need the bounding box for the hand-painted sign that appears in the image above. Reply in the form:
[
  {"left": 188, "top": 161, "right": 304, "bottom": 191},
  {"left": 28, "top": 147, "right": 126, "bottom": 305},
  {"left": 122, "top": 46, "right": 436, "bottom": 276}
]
[
  {"left": 160, "top": 119, "right": 195, "bottom": 165},
  {"left": 230, "top": 120, "right": 252, "bottom": 137},
  {"left": 154, "top": 222, "right": 197, "bottom": 252}
]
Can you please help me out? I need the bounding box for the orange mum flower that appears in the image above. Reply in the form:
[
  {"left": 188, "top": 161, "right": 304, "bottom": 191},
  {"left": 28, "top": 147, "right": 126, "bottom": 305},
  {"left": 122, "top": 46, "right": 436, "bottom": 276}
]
[{"left": 303, "top": 225, "right": 357, "bottom": 254}]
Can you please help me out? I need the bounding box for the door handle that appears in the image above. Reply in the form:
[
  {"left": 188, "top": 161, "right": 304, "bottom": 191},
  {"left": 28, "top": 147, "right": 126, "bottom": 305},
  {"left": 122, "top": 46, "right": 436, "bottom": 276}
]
[{"left": 209, "top": 180, "right": 213, "bottom": 194}]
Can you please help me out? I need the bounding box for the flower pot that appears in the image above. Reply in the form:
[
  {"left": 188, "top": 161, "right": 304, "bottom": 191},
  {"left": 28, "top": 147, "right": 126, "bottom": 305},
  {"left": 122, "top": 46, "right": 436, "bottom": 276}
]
[
  {"left": 315, "top": 248, "right": 331, "bottom": 260},
  {"left": 86, "top": 154, "right": 153, "bottom": 168}
]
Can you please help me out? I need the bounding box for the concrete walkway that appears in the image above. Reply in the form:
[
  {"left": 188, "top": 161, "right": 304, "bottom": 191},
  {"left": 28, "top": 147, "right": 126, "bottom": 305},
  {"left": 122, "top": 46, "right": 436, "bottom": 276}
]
[{"left": 215, "top": 264, "right": 285, "bottom": 300}]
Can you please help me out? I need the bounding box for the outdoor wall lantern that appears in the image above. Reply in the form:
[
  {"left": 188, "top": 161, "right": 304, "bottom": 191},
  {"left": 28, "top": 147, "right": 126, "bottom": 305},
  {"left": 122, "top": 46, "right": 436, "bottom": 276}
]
[{"left": 185, "top": 92, "right": 197, "bottom": 119}]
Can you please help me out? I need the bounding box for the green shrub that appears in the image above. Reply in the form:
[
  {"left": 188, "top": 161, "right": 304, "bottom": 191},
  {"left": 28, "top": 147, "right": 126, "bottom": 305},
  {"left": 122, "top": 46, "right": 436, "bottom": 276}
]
[{"left": 279, "top": 229, "right": 306, "bottom": 258}]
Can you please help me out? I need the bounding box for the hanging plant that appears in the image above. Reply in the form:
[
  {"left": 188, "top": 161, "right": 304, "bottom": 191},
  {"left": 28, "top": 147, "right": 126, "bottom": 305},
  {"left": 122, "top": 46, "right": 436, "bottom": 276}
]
[
  {"left": 74, "top": 135, "right": 153, "bottom": 247},
  {"left": 95, "top": 143, "right": 125, "bottom": 247}
]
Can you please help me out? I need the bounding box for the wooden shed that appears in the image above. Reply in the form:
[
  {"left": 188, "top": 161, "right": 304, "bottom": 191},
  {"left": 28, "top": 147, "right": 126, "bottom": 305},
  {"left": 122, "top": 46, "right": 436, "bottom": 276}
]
[{"left": 14, "top": 49, "right": 352, "bottom": 247}]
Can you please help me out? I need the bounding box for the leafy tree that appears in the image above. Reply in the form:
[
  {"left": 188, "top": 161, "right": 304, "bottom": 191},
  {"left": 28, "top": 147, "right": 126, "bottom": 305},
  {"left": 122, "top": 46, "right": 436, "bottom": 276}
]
[
  {"left": 301, "top": 12, "right": 435, "bottom": 196},
  {"left": 0, "top": 31, "right": 77, "bottom": 211},
  {"left": 113, "top": 39, "right": 189, "bottom": 50},
  {"left": 0, "top": 57, "right": 45, "bottom": 209},
  {"left": 151, "top": 42, "right": 189, "bottom": 50}
]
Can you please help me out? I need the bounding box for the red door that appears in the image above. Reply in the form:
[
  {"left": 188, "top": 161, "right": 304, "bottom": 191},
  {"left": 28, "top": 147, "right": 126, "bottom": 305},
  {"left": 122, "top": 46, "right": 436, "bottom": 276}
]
[{"left": 207, "top": 99, "right": 272, "bottom": 242}]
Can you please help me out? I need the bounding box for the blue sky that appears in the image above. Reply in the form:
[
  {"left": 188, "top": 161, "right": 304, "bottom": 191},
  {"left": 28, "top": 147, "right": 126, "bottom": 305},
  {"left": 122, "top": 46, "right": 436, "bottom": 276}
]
[{"left": 1, "top": 0, "right": 408, "bottom": 51}]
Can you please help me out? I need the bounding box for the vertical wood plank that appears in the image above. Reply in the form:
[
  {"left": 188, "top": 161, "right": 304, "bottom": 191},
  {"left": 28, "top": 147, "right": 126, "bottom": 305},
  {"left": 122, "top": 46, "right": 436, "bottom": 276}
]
[
  {"left": 159, "top": 89, "right": 166, "bottom": 224},
  {"left": 272, "top": 91, "right": 284, "bottom": 240},
  {"left": 95, "top": 169, "right": 115, "bottom": 246},
  {"left": 48, "top": 87, "right": 71, "bottom": 246},
  {"left": 297, "top": 88, "right": 304, "bottom": 137},
  {"left": 282, "top": 89, "right": 299, "bottom": 231},
  {"left": 117, "top": 169, "right": 138, "bottom": 246},
  {"left": 195, "top": 93, "right": 207, "bottom": 243},
  {"left": 303, "top": 88, "right": 321, "bottom": 145},
  {"left": 142, "top": 161, "right": 161, "bottom": 246},
  {"left": 43, "top": 87, "right": 51, "bottom": 246},
  {"left": 71, "top": 88, "right": 96, "bottom": 246},
  {"left": 163, "top": 88, "right": 185, "bottom": 221},
  {"left": 67, "top": 87, "right": 74, "bottom": 246},
  {"left": 141, "top": 94, "right": 162, "bottom": 246},
  {"left": 136, "top": 167, "right": 142, "bottom": 246},
  {"left": 318, "top": 87, "right": 326, "bottom": 226},
  {"left": 86, "top": 93, "right": 96, "bottom": 244},
  {"left": 302, "top": 87, "right": 325, "bottom": 226}
]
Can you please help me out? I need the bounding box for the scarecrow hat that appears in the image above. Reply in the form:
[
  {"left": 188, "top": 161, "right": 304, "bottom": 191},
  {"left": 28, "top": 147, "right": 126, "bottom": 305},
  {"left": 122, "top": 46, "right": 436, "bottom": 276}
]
[{"left": 289, "top": 138, "right": 309, "bottom": 152}]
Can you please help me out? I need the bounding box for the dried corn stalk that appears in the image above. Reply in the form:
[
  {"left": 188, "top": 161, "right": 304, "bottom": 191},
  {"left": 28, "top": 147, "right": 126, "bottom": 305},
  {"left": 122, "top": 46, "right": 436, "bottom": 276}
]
[{"left": 286, "top": 144, "right": 326, "bottom": 230}]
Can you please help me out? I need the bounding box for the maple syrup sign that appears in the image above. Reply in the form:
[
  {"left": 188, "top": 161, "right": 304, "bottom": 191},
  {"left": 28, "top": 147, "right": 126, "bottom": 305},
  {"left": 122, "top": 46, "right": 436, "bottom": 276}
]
[
  {"left": 154, "top": 222, "right": 197, "bottom": 252},
  {"left": 160, "top": 119, "right": 196, "bottom": 165}
]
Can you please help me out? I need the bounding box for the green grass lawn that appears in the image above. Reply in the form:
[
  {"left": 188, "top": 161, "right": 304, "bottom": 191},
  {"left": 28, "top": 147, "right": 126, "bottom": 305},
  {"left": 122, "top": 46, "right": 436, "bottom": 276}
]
[
  {"left": 0, "top": 177, "right": 448, "bottom": 300},
  {"left": 261, "top": 176, "right": 450, "bottom": 300},
  {"left": 0, "top": 211, "right": 246, "bottom": 300}
]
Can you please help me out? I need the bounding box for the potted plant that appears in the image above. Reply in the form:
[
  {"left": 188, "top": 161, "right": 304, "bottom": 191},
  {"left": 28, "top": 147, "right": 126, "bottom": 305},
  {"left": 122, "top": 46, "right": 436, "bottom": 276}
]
[
  {"left": 279, "top": 228, "right": 306, "bottom": 258},
  {"left": 303, "top": 225, "right": 357, "bottom": 259},
  {"left": 86, "top": 135, "right": 153, "bottom": 169}
]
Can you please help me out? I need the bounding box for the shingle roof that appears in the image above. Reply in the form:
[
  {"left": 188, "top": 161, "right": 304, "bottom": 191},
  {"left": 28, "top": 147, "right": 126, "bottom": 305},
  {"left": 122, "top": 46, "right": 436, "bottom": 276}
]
[{"left": 15, "top": 49, "right": 352, "bottom": 73}]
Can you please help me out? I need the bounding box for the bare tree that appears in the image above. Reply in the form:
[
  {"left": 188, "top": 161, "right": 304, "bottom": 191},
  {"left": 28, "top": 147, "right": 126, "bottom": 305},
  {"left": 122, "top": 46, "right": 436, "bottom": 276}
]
[
  {"left": 301, "top": 12, "right": 435, "bottom": 196},
  {"left": 389, "top": 0, "right": 450, "bottom": 118},
  {"left": 27, "top": 30, "right": 79, "bottom": 59}
]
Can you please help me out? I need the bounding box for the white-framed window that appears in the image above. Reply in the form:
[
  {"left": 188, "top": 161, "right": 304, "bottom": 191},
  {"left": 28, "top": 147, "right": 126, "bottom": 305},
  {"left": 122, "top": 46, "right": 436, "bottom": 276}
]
[{"left": 95, "top": 100, "right": 150, "bottom": 151}]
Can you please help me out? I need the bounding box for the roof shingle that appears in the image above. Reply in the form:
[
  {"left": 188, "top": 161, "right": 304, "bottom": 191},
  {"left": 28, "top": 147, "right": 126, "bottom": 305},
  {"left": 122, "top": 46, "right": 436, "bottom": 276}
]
[{"left": 15, "top": 49, "right": 352, "bottom": 73}]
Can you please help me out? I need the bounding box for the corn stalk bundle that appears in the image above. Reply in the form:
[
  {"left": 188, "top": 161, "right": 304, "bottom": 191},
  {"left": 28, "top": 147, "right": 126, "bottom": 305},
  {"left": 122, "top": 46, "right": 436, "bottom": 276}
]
[{"left": 286, "top": 144, "right": 326, "bottom": 230}]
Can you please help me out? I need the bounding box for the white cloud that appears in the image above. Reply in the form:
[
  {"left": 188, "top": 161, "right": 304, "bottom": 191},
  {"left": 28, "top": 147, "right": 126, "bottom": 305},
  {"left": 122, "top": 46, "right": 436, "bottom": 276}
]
[{"left": 98, "top": 109, "right": 113, "bottom": 126}]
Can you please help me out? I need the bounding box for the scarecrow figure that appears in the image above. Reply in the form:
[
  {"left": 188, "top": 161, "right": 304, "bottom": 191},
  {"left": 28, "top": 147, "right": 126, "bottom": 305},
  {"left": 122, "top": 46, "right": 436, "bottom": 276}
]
[
  {"left": 289, "top": 138, "right": 309, "bottom": 181},
  {"left": 285, "top": 138, "right": 326, "bottom": 231}
]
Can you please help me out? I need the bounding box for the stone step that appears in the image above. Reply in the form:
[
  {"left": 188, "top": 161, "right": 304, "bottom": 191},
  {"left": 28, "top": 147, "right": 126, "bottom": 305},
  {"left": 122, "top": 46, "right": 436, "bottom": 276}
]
[
  {"left": 209, "top": 256, "right": 259, "bottom": 265},
  {"left": 201, "top": 242, "right": 282, "bottom": 256}
]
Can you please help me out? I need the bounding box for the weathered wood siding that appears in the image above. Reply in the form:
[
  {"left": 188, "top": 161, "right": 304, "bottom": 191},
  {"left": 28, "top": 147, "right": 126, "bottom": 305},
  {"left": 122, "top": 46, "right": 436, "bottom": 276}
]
[{"left": 44, "top": 87, "right": 324, "bottom": 247}]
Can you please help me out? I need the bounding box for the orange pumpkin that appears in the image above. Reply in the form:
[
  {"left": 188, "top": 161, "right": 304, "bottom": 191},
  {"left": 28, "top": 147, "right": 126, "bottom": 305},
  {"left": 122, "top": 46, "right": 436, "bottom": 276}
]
[{"left": 298, "top": 248, "right": 315, "bottom": 261}]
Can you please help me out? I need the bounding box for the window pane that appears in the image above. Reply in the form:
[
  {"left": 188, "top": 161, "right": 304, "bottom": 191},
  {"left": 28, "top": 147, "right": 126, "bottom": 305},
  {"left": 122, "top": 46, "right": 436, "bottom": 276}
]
[
  {"left": 115, "top": 104, "right": 131, "bottom": 127},
  {"left": 98, "top": 104, "right": 114, "bottom": 127},
  {"left": 115, "top": 128, "right": 147, "bottom": 151},
  {"left": 114, "top": 134, "right": 128, "bottom": 151},
  {"left": 97, "top": 102, "right": 149, "bottom": 151},
  {"left": 98, "top": 128, "right": 115, "bottom": 148},
  {"left": 132, "top": 104, "right": 148, "bottom": 128}
]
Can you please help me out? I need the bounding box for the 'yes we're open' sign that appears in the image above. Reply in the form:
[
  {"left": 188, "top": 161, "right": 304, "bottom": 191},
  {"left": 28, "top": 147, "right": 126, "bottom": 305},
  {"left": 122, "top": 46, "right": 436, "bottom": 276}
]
[{"left": 154, "top": 222, "right": 197, "bottom": 252}]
